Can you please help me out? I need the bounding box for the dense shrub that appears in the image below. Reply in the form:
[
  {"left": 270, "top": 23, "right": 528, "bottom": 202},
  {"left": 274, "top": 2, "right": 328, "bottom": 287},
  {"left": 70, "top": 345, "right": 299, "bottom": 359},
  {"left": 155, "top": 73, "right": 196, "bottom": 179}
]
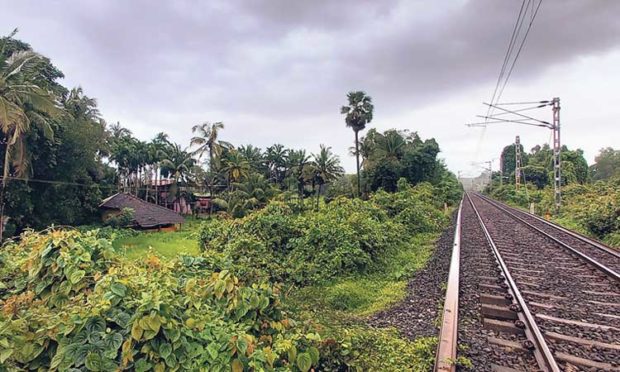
[
  {"left": 104, "top": 208, "right": 135, "bottom": 228},
  {"left": 0, "top": 230, "right": 322, "bottom": 371},
  {"left": 489, "top": 178, "right": 620, "bottom": 246},
  {"left": 199, "top": 185, "right": 450, "bottom": 286}
]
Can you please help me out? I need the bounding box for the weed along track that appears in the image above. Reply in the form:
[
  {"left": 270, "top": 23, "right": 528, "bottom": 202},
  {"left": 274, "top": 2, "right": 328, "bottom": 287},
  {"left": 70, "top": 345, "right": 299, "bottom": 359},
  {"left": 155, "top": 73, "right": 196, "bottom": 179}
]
[{"left": 435, "top": 192, "right": 620, "bottom": 371}]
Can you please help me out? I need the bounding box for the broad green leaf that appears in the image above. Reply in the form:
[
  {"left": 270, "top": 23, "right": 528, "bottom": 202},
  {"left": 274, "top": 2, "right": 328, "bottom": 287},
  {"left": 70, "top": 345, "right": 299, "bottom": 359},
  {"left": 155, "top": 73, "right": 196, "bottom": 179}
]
[
  {"left": 231, "top": 359, "right": 244, "bottom": 372},
  {"left": 69, "top": 269, "right": 86, "bottom": 284},
  {"left": 159, "top": 343, "right": 172, "bottom": 359},
  {"left": 145, "top": 314, "right": 161, "bottom": 333},
  {"left": 85, "top": 352, "right": 102, "bottom": 371},
  {"left": 85, "top": 316, "right": 106, "bottom": 333},
  {"left": 110, "top": 283, "right": 127, "bottom": 298},
  {"left": 0, "top": 349, "right": 13, "bottom": 363},
  {"left": 308, "top": 346, "right": 319, "bottom": 365},
  {"left": 236, "top": 338, "right": 248, "bottom": 355},
  {"left": 287, "top": 345, "right": 297, "bottom": 363},
  {"left": 131, "top": 322, "right": 143, "bottom": 341},
  {"left": 296, "top": 352, "right": 312, "bottom": 372},
  {"left": 134, "top": 359, "right": 153, "bottom": 372},
  {"left": 206, "top": 342, "right": 219, "bottom": 360}
]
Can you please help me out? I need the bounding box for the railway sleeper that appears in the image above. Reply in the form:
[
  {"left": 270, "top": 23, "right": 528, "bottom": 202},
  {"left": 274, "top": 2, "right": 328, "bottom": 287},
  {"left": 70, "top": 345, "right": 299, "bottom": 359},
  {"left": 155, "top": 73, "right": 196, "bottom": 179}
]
[{"left": 481, "top": 304, "right": 518, "bottom": 320}]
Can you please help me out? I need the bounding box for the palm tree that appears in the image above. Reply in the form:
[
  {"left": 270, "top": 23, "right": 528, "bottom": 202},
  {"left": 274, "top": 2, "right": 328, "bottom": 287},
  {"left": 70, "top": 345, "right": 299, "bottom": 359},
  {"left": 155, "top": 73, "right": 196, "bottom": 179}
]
[
  {"left": 109, "top": 121, "right": 132, "bottom": 140},
  {"left": 341, "top": 91, "right": 373, "bottom": 196},
  {"left": 190, "top": 121, "right": 231, "bottom": 172},
  {"left": 0, "top": 46, "right": 62, "bottom": 183},
  {"left": 265, "top": 144, "right": 288, "bottom": 186},
  {"left": 238, "top": 144, "right": 265, "bottom": 173},
  {"left": 214, "top": 173, "right": 274, "bottom": 218},
  {"left": 376, "top": 130, "right": 406, "bottom": 160},
  {"left": 151, "top": 132, "right": 171, "bottom": 204},
  {"left": 221, "top": 150, "right": 250, "bottom": 189},
  {"left": 65, "top": 87, "right": 100, "bottom": 121},
  {"left": 311, "top": 145, "right": 344, "bottom": 209},
  {"left": 0, "top": 31, "right": 63, "bottom": 238},
  {"left": 286, "top": 149, "right": 311, "bottom": 205},
  {"left": 159, "top": 143, "right": 195, "bottom": 203}
]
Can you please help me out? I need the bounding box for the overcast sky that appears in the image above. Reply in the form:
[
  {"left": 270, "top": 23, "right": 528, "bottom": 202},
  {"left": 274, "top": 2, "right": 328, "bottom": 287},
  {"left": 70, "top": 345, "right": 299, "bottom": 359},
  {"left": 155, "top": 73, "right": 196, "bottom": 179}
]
[{"left": 3, "top": 0, "right": 620, "bottom": 175}]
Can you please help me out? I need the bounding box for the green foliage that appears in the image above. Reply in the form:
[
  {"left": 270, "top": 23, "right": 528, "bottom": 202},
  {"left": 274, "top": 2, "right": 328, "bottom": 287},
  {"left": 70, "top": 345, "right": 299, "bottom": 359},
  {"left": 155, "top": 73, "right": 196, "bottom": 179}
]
[
  {"left": 0, "top": 229, "right": 322, "bottom": 371},
  {"left": 317, "top": 328, "right": 437, "bottom": 371},
  {"left": 357, "top": 129, "right": 461, "bottom": 202},
  {"left": 104, "top": 207, "right": 135, "bottom": 228},
  {"left": 491, "top": 178, "right": 620, "bottom": 247},
  {"left": 200, "top": 184, "right": 450, "bottom": 285},
  {"left": 591, "top": 147, "right": 620, "bottom": 181}
]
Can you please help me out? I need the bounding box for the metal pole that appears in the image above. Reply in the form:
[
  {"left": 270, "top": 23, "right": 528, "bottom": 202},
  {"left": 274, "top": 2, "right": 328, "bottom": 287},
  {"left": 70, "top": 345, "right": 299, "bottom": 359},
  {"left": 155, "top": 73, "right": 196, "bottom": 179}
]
[
  {"left": 515, "top": 136, "right": 522, "bottom": 190},
  {"left": 552, "top": 97, "right": 561, "bottom": 213}
]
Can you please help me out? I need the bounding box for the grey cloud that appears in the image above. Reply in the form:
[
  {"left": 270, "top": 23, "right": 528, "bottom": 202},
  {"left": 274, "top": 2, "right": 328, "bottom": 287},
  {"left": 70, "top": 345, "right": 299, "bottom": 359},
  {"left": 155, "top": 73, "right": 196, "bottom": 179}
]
[{"left": 2, "top": 0, "right": 620, "bottom": 172}]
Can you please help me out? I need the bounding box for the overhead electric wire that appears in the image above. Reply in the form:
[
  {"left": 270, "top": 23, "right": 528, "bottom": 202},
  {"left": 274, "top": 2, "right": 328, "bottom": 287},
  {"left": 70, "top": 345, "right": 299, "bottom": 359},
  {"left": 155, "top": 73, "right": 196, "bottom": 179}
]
[
  {"left": 486, "top": 104, "right": 550, "bottom": 117},
  {"left": 485, "top": 0, "right": 529, "bottom": 122},
  {"left": 483, "top": 102, "right": 550, "bottom": 125},
  {"left": 495, "top": 0, "right": 543, "bottom": 104}
]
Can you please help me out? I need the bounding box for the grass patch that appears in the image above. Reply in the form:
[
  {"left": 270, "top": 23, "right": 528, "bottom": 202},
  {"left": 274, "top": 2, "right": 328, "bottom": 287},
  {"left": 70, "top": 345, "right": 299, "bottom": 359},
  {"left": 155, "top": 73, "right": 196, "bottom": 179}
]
[
  {"left": 289, "top": 232, "right": 437, "bottom": 317},
  {"left": 112, "top": 218, "right": 203, "bottom": 259}
]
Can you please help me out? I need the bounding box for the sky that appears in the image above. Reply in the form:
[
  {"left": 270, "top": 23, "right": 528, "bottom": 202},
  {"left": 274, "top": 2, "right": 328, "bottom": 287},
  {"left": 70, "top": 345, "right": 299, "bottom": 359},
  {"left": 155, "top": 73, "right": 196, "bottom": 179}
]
[{"left": 2, "top": 0, "right": 620, "bottom": 176}]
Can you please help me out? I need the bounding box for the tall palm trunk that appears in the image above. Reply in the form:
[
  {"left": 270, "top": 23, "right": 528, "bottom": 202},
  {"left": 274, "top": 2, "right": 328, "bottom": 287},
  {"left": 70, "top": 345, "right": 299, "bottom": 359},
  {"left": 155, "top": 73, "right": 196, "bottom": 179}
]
[
  {"left": 315, "top": 183, "right": 321, "bottom": 210},
  {"left": 155, "top": 165, "right": 159, "bottom": 205},
  {"left": 354, "top": 130, "right": 361, "bottom": 197},
  {"left": 0, "top": 137, "right": 10, "bottom": 241}
]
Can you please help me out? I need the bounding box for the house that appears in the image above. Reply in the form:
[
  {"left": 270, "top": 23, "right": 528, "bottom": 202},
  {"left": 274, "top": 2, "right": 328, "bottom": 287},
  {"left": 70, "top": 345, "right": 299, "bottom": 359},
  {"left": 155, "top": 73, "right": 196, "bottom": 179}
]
[{"left": 100, "top": 193, "right": 185, "bottom": 231}]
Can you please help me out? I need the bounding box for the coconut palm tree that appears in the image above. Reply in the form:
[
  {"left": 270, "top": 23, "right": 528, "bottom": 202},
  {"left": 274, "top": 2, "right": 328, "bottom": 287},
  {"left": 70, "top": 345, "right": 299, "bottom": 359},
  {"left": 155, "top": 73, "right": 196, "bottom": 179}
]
[
  {"left": 375, "top": 129, "right": 406, "bottom": 160},
  {"left": 238, "top": 144, "right": 265, "bottom": 173},
  {"left": 0, "top": 44, "right": 62, "bottom": 184},
  {"left": 265, "top": 143, "right": 288, "bottom": 186},
  {"left": 109, "top": 121, "right": 132, "bottom": 140},
  {"left": 0, "top": 31, "right": 63, "bottom": 238},
  {"left": 341, "top": 91, "right": 373, "bottom": 196},
  {"left": 159, "top": 143, "right": 195, "bottom": 202},
  {"left": 190, "top": 121, "right": 231, "bottom": 172},
  {"left": 286, "top": 149, "right": 311, "bottom": 204},
  {"left": 311, "top": 145, "right": 344, "bottom": 209},
  {"left": 151, "top": 132, "right": 171, "bottom": 204},
  {"left": 221, "top": 150, "right": 250, "bottom": 189}
]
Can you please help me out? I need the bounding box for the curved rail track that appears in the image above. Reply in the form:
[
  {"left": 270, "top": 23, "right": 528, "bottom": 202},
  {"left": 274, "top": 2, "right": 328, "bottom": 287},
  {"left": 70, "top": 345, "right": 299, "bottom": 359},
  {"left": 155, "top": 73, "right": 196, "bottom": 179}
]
[{"left": 435, "top": 192, "right": 620, "bottom": 371}]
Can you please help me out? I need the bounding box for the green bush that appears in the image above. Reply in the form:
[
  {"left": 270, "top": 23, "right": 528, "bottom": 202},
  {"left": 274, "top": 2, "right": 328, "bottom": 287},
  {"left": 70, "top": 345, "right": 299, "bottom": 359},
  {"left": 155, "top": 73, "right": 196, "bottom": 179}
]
[
  {"left": 104, "top": 207, "right": 135, "bottom": 228},
  {"left": 199, "top": 185, "right": 451, "bottom": 286},
  {"left": 0, "top": 230, "right": 322, "bottom": 371},
  {"left": 317, "top": 328, "right": 437, "bottom": 371}
]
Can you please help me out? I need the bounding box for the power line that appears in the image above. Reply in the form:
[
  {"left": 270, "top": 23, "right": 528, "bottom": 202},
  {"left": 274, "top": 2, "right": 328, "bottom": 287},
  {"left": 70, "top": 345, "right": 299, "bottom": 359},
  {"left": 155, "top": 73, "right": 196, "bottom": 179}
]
[
  {"left": 482, "top": 102, "right": 550, "bottom": 125},
  {"left": 485, "top": 0, "right": 528, "bottom": 121},
  {"left": 495, "top": 0, "right": 543, "bottom": 104}
]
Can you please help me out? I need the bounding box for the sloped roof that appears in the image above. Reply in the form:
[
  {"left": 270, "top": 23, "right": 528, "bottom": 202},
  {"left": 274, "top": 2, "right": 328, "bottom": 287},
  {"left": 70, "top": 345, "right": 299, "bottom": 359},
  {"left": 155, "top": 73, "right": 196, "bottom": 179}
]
[{"left": 99, "top": 193, "right": 185, "bottom": 228}]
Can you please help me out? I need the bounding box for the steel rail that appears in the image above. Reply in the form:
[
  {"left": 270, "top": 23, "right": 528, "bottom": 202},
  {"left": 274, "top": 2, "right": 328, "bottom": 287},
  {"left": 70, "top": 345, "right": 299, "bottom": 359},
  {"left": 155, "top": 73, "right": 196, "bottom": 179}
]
[
  {"left": 477, "top": 193, "right": 620, "bottom": 260},
  {"left": 466, "top": 192, "right": 560, "bottom": 372},
  {"left": 434, "top": 199, "right": 463, "bottom": 372},
  {"left": 473, "top": 193, "right": 620, "bottom": 281}
]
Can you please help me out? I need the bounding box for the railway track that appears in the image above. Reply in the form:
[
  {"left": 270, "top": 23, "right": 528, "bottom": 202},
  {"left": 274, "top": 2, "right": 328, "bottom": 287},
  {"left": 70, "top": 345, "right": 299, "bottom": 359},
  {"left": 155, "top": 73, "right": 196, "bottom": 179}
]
[{"left": 435, "top": 192, "right": 620, "bottom": 371}]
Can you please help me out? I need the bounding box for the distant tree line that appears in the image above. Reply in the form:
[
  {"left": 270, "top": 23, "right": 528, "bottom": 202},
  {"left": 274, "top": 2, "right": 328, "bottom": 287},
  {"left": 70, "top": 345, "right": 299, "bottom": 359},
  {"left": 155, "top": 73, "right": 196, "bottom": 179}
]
[
  {"left": 492, "top": 140, "right": 620, "bottom": 190},
  {"left": 0, "top": 32, "right": 461, "bottom": 236}
]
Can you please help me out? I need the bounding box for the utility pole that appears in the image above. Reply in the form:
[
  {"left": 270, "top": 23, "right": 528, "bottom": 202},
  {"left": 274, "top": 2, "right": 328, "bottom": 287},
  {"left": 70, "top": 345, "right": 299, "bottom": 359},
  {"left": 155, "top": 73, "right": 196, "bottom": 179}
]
[
  {"left": 466, "top": 98, "right": 562, "bottom": 213},
  {"left": 499, "top": 153, "right": 504, "bottom": 186},
  {"left": 551, "top": 97, "right": 561, "bottom": 213},
  {"left": 515, "top": 136, "right": 522, "bottom": 191}
]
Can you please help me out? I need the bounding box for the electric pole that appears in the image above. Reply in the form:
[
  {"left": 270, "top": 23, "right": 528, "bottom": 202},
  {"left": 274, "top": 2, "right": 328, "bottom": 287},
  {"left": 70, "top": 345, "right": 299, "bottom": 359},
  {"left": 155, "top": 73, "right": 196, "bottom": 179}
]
[
  {"left": 466, "top": 98, "right": 562, "bottom": 213},
  {"left": 551, "top": 97, "right": 561, "bottom": 213},
  {"left": 515, "top": 136, "right": 522, "bottom": 191}
]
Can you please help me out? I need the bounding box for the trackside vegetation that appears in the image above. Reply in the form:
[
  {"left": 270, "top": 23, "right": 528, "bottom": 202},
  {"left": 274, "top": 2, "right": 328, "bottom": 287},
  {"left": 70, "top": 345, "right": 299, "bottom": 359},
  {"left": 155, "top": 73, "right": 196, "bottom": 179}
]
[
  {"left": 0, "top": 181, "right": 458, "bottom": 371},
  {"left": 488, "top": 143, "right": 620, "bottom": 247},
  {"left": 0, "top": 31, "right": 464, "bottom": 371}
]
